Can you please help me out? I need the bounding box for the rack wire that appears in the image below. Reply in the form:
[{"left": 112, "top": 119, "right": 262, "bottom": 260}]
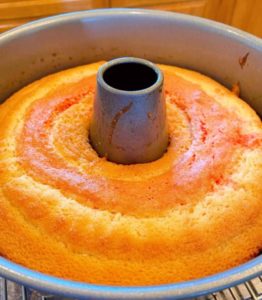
[{"left": 0, "top": 275, "right": 261, "bottom": 300}]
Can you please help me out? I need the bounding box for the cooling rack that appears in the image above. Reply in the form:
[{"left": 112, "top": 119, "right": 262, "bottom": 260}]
[{"left": 0, "top": 275, "right": 261, "bottom": 300}]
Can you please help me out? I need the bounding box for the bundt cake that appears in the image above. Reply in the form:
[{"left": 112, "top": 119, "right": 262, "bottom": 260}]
[{"left": 0, "top": 62, "right": 261, "bottom": 285}]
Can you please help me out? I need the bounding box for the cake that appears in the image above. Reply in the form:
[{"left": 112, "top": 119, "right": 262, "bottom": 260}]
[{"left": 0, "top": 62, "right": 261, "bottom": 286}]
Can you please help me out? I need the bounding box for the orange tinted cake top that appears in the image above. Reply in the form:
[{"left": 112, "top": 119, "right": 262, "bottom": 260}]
[
  {"left": 17, "top": 69, "right": 261, "bottom": 217},
  {"left": 0, "top": 62, "right": 261, "bottom": 285}
]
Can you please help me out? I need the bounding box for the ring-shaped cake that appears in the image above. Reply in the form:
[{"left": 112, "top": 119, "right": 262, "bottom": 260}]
[{"left": 0, "top": 62, "right": 261, "bottom": 285}]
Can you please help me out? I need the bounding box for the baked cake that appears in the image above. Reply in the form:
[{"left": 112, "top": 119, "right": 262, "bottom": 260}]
[{"left": 0, "top": 62, "right": 261, "bottom": 285}]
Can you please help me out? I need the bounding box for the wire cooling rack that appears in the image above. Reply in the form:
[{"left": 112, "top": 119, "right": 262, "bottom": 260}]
[{"left": 0, "top": 275, "right": 262, "bottom": 300}]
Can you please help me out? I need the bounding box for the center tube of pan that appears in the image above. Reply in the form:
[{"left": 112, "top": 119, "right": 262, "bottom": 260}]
[{"left": 89, "top": 57, "right": 168, "bottom": 164}]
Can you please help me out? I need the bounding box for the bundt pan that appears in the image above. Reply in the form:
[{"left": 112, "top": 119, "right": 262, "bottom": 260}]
[{"left": 0, "top": 8, "right": 261, "bottom": 300}]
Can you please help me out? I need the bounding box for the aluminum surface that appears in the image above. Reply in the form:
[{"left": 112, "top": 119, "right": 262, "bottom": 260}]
[
  {"left": 1, "top": 275, "right": 262, "bottom": 299},
  {"left": 90, "top": 57, "right": 168, "bottom": 164},
  {"left": 0, "top": 9, "right": 262, "bottom": 115},
  {"left": 0, "top": 8, "right": 261, "bottom": 300}
]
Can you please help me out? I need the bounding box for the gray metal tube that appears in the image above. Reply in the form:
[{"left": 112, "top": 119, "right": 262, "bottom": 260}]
[{"left": 89, "top": 57, "right": 168, "bottom": 164}]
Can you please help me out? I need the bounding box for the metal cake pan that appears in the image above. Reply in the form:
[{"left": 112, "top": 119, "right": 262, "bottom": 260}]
[{"left": 0, "top": 8, "right": 261, "bottom": 299}]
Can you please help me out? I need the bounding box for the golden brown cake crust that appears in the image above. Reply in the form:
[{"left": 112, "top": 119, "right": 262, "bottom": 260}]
[{"left": 0, "top": 62, "right": 261, "bottom": 285}]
